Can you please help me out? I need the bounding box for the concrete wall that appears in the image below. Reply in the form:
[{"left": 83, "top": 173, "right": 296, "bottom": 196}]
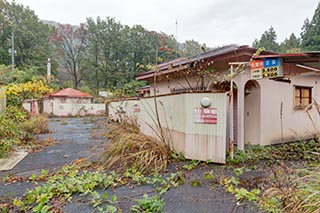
[
  {"left": 22, "top": 100, "right": 39, "bottom": 114},
  {"left": 108, "top": 100, "right": 138, "bottom": 122},
  {"left": 22, "top": 102, "right": 31, "bottom": 112},
  {"left": 109, "top": 93, "right": 228, "bottom": 163},
  {"left": 50, "top": 103, "right": 105, "bottom": 116},
  {"left": 42, "top": 97, "right": 105, "bottom": 116}
]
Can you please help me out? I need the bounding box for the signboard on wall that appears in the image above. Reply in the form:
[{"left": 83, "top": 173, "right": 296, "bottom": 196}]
[
  {"left": 194, "top": 107, "right": 217, "bottom": 124},
  {"left": 250, "top": 60, "right": 264, "bottom": 79},
  {"left": 250, "top": 58, "right": 284, "bottom": 80}
]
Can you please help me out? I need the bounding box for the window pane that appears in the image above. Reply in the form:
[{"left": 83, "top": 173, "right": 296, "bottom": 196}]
[
  {"left": 295, "top": 98, "right": 301, "bottom": 107},
  {"left": 302, "top": 88, "right": 310, "bottom": 98},
  {"left": 302, "top": 98, "right": 309, "bottom": 107},
  {"left": 295, "top": 88, "right": 300, "bottom": 97}
]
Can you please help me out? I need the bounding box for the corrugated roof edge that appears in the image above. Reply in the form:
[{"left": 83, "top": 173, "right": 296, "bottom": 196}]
[
  {"left": 252, "top": 52, "right": 320, "bottom": 59},
  {"left": 135, "top": 44, "right": 251, "bottom": 79}
]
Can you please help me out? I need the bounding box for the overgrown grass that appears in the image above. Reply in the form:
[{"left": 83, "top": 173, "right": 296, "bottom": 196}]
[
  {"left": 227, "top": 139, "right": 320, "bottom": 164},
  {"left": 22, "top": 114, "right": 49, "bottom": 135},
  {"left": 257, "top": 166, "right": 320, "bottom": 213},
  {"left": 102, "top": 122, "right": 171, "bottom": 174},
  {"left": 225, "top": 141, "right": 320, "bottom": 212}
]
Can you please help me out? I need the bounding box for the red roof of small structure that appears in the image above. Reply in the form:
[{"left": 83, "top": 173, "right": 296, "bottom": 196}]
[{"left": 44, "top": 88, "right": 94, "bottom": 98}]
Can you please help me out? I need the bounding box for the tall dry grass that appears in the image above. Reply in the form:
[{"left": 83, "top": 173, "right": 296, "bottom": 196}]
[
  {"left": 281, "top": 167, "right": 320, "bottom": 213},
  {"left": 102, "top": 122, "right": 171, "bottom": 174},
  {"left": 22, "top": 114, "right": 49, "bottom": 135}
]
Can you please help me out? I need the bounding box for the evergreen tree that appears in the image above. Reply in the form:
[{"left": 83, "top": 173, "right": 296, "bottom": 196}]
[
  {"left": 301, "top": 2, "right": 320, "bottom": 51},
  {"left": 280, "top": 33, "right": 301, "bottom": 53},
  {"left": 252, "top": 26, "right": 280, "bottom": 52}
]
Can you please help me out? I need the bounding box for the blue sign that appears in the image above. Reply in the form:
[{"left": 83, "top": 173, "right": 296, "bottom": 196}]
[{"left": 264, "top": 58, "right": 279, "bottom": 68}]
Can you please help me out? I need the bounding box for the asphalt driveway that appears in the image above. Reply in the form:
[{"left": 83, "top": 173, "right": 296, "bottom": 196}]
[{"left": 0, "top": 117, "right": 261, "bottom": 213}]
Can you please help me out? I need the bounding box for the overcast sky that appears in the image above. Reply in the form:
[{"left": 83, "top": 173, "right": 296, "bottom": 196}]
[{"left": 13, "top": 0, "right": 320, "bottom": 47}]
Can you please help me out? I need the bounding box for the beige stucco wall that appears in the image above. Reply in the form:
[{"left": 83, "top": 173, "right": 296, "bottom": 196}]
[
  {"left": 233, "top": 68, "right": 320, "bottom": 146},
  {"left": 243, "top": 81, "right": 261, "bottom": 145},
  {"left": 259, "top": 76, "right": 320, "bottom": 145}
]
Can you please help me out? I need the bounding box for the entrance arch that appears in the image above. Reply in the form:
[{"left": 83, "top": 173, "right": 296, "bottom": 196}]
[{"left": 244, "top": 80, "right": 261, "bottom": 145}]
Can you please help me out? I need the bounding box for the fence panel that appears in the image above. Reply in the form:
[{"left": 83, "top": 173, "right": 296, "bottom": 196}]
[{"left": 109, "top": 93, "right": 227, "bottom": 163}]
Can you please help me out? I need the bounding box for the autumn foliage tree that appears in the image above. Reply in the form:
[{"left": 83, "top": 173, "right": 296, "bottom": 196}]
[{"left": 51, "top": 24, "right": 87, "bottom": 89}]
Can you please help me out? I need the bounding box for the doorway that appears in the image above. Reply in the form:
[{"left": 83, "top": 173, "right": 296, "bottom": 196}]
[{"left": 244, "top": 80, "right": 261, "bottom": 145}]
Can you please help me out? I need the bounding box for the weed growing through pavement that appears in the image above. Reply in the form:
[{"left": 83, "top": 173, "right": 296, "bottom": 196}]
[
  {"left": 183, "top": 159, "right": 201, "bottom": 171},
  {"left": 227, "top": 140, "right": 320, "bottom": 165},
  {"left": 224, "top": 141, "right": 320, "bottom": 213},
  {"left": 7, "top": 163, "right": 188, "bottom": 212},
  {"left": 131, "top": 194, "right": 165, "bottom": 213}
]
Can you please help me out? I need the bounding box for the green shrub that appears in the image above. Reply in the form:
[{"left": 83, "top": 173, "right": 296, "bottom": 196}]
[
  {"left": 0, "top": 107, "right": 23, "bottom": 157},
  {"left": 0, "top": 139, "right": 18, "bottom": 158},
  {"left": 0, "top": 106, "right": 48, "bottom": 158}
]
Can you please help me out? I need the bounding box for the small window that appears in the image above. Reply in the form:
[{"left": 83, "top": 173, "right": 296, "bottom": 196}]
[{"left": 294, "top": 86, "right": 312, "bottom": 109}]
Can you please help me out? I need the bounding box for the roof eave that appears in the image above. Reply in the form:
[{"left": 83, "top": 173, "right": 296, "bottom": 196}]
[{"left": 136, "top": 47, "right": 258, "bottom": 81}]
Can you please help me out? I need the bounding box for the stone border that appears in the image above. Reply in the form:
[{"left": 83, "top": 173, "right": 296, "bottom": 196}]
[{"left": 0, "top": 150, "right": 28, "bottom": 171}]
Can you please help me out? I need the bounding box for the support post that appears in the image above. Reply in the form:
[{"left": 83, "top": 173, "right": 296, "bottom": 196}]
[
  {"left": 237, "top": 81, "right": 245, "bottom": 151},
  {"left": 229, "top": 65, "right": 234, "bottom": 157},
  {"left": 228, "top": 62, "right": 249, "bottom": 151}
]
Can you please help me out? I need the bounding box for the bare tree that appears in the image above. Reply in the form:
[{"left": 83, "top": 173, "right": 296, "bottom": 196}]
[{"left": 51, "top": 24, "right": 87, "bottom": 89}]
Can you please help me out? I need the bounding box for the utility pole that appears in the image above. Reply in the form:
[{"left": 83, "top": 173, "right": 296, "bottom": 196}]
[
  {"left": 175, "top": 19, "right": 178, "bottom": 58},
  {"left": 47, "top": 58, "right": 51, "bottom": 83},
  {"left": 8, "top": 32, "right": 16, "bottom": 71}
]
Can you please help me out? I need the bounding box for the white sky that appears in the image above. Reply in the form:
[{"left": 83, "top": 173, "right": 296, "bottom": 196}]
[{"left": 13, "top": 0, "right": 320, "bottom": 47}]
